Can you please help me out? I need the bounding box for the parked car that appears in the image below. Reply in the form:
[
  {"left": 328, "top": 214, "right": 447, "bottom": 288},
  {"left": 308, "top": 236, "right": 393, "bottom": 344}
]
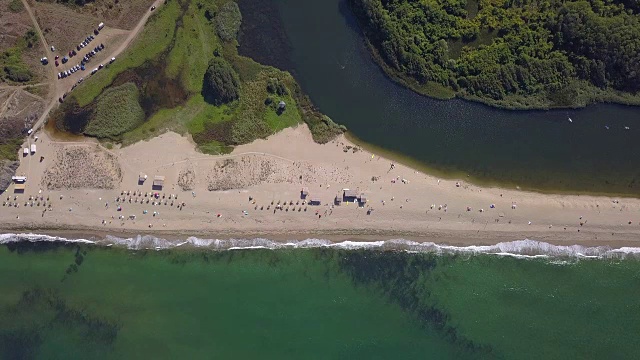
[
  {"left": 78, "top": 77, "right": 84, "bottom": 83},
  {"left": 55, "top": 55, "right": 59, "bottom": 60},
  {"left": 81, "top": 65, "right": 85, "bottom": 71},
  {"left": 59, "top": 97, "right": 64, "bottom": 103},
  {"left": 98, "top": 64, "right": 104, "bottom": 69},
  {"left": 72, "top": 50, "right": 77, "bottom": 56},
  {"left": 94, "top": 29, "right": 99, "bottom": 35},
  {"left": 77, "top": 45, "right": 82, "bottom": 51},
  {"left": 55, "top": 60, "right": 59, "bottom": 66},
  {"left": 57, "top": 73, "right": 61, "bottom": 79},
  {"left": 51, "top": 46, "right": 55, "bottom": 51},
  {"left": 109, "top": 57, "right": 116, "bottom": 63},
  {"left": 151, "top": 6, "right": 156, "bottom": 11}
]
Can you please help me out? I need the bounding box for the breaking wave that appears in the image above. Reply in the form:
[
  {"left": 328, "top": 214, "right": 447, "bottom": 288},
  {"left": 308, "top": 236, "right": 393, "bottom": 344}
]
[{"left": 1, "top": 233, "right": 640, "bottom": 259}]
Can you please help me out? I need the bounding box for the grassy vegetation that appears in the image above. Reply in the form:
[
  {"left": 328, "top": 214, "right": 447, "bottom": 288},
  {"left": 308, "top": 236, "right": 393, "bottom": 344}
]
[
  {"left": 8, "top": 0, "right": 24, "bottom": 12},
  {"left": 215, "top": 1, "right": 242, "bottom": 42},
  {"left": 74, "top": 0, "right": 183, "bottom": 106},
  {"left": 66, "top": 0, "right": 344, "bottom": 154},
  {"left": 84, "top": 82, "right": 144, "bottom": 139},
  {"left": 0, "top": 29, "right": 38, "bottom": 83},
  {"left": 0, "top": 138, "right": 23, "bottom": 161}
]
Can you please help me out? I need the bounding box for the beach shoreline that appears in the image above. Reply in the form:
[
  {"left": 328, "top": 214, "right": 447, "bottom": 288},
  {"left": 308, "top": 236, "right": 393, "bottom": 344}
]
[{"left": 4, "top": 125, "right": 640, "bottom": 249}]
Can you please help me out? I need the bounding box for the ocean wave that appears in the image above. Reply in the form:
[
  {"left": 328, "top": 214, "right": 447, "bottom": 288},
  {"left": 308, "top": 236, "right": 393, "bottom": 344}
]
[{"left": 1, "top": 233, "right": 639, "bottom": 259}]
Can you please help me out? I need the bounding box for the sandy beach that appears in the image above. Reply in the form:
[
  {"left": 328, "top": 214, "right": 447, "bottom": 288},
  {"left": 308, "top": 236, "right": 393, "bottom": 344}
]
[{"left": 3, "top": 125, "right": 640, "bottom": 247}]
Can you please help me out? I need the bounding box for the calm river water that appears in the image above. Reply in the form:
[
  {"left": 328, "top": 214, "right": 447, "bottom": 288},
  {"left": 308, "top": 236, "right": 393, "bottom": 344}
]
[{"left": 240, "top": 0, "right": 640, "bottom": 196}]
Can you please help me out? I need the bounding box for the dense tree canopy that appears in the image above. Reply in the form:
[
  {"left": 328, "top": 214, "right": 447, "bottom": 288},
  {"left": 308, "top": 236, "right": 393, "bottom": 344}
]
[
  {"left": 202, "top": 57, "right": 240, "bottom": 105},
  {"left": 349, "top": 0, "right": 640, "bottom": 108}
]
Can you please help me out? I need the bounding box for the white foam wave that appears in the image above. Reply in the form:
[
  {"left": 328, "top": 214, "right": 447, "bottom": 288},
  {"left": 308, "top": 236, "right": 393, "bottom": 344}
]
[{"left": 1, "top": 233, "right": 640, "bottom": 259}]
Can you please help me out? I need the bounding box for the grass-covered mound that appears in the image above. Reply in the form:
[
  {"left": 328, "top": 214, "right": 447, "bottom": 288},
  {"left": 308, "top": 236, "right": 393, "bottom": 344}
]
[
  {"left": 84, "top": 82, "right": 144, "bottom": 139},
  {"left": 70, "top": 0, "right": 344, "bottom": 154},
  {"left": 349, "top": 0, "right": 640, "bottom": 109}
]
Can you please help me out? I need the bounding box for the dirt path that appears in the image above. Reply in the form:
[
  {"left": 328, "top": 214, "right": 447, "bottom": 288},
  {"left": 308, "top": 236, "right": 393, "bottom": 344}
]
[{"left": 27, "top": 0, "right": 164, "bottom": 134}]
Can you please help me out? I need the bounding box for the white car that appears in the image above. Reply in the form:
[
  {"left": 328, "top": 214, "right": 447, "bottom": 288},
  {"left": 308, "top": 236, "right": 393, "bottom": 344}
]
[
  {"left": 51, "top": 46, "right": 55, "bottom": 51},
  {"left": 27, "top": 129, "right": 33, "bottom": 135},
  {"left": 110, "top": 57, "right": 116, "bottom": 63}
]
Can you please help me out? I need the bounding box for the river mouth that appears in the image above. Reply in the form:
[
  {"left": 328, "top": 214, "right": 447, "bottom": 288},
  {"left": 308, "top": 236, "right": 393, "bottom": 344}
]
[{"left": 236, "top": 0, "right": 640, "bottom": 197}]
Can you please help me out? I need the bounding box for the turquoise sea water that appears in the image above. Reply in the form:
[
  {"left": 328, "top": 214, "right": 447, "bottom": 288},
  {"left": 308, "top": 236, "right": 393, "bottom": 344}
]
[{"left": 2, "top": 236, "right": 640, "bottom": 359}]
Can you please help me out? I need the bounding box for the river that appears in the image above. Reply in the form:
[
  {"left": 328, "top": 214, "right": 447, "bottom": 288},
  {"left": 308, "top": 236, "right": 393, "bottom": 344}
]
[{"left": 239, "top": 0, "right": 640, "bottom": 196}]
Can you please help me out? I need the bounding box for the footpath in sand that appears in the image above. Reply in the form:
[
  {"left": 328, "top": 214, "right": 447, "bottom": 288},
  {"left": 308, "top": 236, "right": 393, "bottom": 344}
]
[{"left": 3, "top": 125, "right": 640, "bottom": 247}]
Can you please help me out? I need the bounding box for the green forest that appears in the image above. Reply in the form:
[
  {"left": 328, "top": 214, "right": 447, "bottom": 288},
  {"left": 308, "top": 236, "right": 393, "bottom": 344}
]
[{"left": 349, "top": 0, "right": 640, "bottom": 109}]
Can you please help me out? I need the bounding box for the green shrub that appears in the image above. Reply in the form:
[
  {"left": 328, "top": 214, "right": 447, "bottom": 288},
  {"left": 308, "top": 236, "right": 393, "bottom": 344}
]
[
  {"left": 215, "top": 1, "right": 242, "bottom": 42},
  {"left": 8, "top": 0, "right": 23, "bottom": 12},
  {"left": 266, "top": 78, "right": 288, "bottom": 96},
  {"left": 85, "top": 83, "right": 144, "bottom": 139},
  {"left": 202, "top": 57, "right": 240, "bottom": 105}
]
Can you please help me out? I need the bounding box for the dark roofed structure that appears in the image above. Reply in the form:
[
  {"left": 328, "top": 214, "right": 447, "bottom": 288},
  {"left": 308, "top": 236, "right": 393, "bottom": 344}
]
[
  {"left": 153, "top": 175, "right": 165, "bottom": 190},
  {"left": 343, "top": 189, "right": 358, "bottom": 202}
]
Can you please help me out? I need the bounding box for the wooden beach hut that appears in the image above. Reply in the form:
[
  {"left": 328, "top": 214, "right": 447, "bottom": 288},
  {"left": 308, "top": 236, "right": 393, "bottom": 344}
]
[
  {"left": 152, "top": 175, "right": 165, "bottom": 190},
  {"left": 358, "top": 194, "right": 367, "bottom": 206},
  {"left": 301, "top": 187, "right": 309, "bottom": 199},
  {"left": 309, "top": 197, "right": 321, "bottom": 206},
  {"left": 343, "top": 189, "right": 358, "bottom": 202},
  {"left": 334, "top": 195, "right": 342, "bottom": 205},
  {"left": 13, "top": 183, "right": 25, "bottom": 193}
]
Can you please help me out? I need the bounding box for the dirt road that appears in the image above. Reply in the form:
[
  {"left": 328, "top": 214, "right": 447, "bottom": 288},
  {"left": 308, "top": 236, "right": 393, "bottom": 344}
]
[{"left": 27, "top": 0, "right": 164, "bottom": 134}]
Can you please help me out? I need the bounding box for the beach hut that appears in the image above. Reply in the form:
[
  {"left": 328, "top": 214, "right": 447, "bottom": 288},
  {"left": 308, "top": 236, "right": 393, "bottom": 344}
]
[
  {"left": 301, "top": 187, "right": 309, "bottom": 199},
  {"left": 139, "top": 173, "right": 148, "bottom": 185},
  {"left": 334, "top": 195, "right": 342, "bottom": 206},
  {"left": 13, "top": 183, "right": 25, "bottom": 193},
  {"left": 358, "top": 194, "right": 367, "bottom": 206},
  {"left": 309, "top": 197, "right": 321, "bottom": 206},
  {"left": 343, "top": 189, "right": 358, "bottom": 202},
  {"left": 153, "top": 175, "right": 165, "bottom": 190}
]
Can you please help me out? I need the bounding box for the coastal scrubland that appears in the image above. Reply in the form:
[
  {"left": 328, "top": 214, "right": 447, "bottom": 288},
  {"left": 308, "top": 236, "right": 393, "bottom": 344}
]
[
  {"left": 66, "top": 0, "right": 343, "bottom": 154},
  {"left": 84, "top": 82, "right": 144, "bottom": 139},
  {"left": 349, "top": 0, "right": 640, "bottom": 109}
]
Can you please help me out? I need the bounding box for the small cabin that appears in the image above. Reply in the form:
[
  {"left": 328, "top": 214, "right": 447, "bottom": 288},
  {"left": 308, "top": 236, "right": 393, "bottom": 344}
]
[
  {"left": 139, "top": 173, "right": 148, "bottom": 185},
  {"left": 309, "top": 197, "right": 321, "bottom": 206},
  {"left": 334, "top": 195, "right": 342, "bottom": 206},
  {"left": 152, "top": 175, "right": 165, "bottom": 190},
  {"left": 358, "top": 194, "right": 367, "bottom": 206},
  {"left": 343, "top": 189, "right": 358, "bottom": 202},
  {"left": 13, "top": 183, "right": 25, "bottom": 193},
  {"left": 301, "top": 187, "right": 309, "bottom": 199}
]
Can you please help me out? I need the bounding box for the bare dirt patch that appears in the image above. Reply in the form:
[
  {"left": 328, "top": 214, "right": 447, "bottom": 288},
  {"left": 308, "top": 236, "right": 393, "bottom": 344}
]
[
  {"left": 35, "top": 0, "right": 155, "bottom": 30},
  {"left": 33, "top": 1, "right": 102, "bottom": 55},
  {"left": 41, "top": 145, "right": 122, "bottom": 189},
  {"left": 0, "top": 88, "right": 45, "bottom": 138}
]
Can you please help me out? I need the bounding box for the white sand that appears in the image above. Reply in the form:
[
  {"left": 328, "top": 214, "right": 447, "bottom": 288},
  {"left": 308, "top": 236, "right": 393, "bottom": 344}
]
[{"left": 3, "top": 125, "right": 640, "bottom": 246}]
